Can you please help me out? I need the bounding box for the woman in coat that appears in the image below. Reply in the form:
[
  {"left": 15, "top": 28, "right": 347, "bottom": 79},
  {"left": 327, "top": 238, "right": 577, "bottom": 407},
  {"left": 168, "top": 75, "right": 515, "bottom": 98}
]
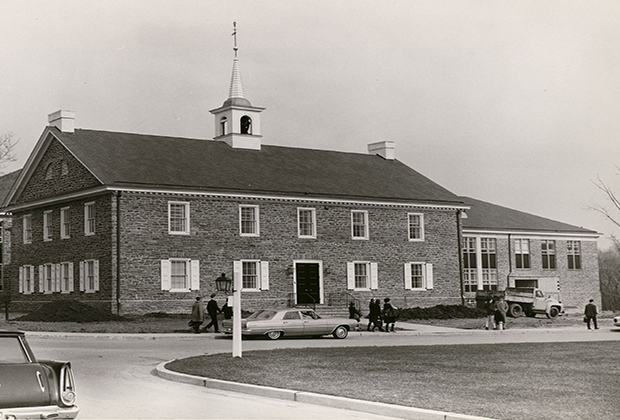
[{"left": 382, "top": 298, "right": 397, "bottom": 332}]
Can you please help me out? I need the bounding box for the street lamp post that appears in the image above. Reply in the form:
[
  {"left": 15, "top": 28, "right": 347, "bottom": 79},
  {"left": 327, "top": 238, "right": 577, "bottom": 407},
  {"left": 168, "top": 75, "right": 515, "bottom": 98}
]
[{"left": 215, "top": 273, "right": 242, "bottom": 358}]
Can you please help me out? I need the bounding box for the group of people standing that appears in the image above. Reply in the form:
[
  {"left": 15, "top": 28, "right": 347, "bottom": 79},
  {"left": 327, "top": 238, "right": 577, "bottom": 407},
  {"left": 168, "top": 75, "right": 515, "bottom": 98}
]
[
  {"left": 189, "top": 291, "right": 233, "bottom": 334},
  {"left": 484, "top": 297, "right": 507, "bottom": 330},
  {"left": 349, "top": 298, "right": 398, "bottom": 332}
]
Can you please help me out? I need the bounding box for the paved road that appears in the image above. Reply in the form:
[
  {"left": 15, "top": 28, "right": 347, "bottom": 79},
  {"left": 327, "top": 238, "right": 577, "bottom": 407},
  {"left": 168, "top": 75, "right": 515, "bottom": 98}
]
[{"left": 27, "top": 325, "right": 620, "bottom": 419}]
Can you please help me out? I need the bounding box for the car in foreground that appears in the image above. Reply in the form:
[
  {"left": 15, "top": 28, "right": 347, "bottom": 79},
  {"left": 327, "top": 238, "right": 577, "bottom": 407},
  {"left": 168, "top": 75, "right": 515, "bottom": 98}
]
[
  {"left": 222, "top": 308, "right": 358, "bottom": 340},
  {"left": 614, "top": 315, "right": 620, "bottom": 328},
  {"left": 0, "top": 329, "right": 79, "bottom": 419}
]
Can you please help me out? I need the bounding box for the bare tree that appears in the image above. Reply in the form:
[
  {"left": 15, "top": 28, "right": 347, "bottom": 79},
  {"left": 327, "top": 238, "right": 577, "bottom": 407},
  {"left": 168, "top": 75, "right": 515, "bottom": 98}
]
[{"left": 0, "top": 132, "right": 18, "bottom": 172}]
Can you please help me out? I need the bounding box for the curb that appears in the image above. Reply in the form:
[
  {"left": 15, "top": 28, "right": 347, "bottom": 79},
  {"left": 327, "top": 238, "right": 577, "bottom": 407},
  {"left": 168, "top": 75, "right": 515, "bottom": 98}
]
[{"left": 155, "top": 361, "right": 496, "bottom": 420}]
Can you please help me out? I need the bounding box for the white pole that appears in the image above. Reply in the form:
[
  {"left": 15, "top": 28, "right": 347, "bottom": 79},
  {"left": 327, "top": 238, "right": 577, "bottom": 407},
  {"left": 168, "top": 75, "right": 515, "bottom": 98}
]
[{"left": 232, "top": 275, "right": 242, "bottom": 358}]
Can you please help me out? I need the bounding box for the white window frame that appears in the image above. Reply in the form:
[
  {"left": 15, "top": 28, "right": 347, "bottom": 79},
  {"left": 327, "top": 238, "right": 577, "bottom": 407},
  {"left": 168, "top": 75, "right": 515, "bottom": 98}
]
[
  {"left": 297, "top": 207, "right": 316, "bottom": 238},
  {"left": 60, "top": 207, "right": 70, "bottom": 239},
  {"left": 239, "top": 205, "right": 260, "bottom": 237},
  {"left": 39, "top": 263, "right": 56, "bottom": 294},
  {"left": 351, "top": 210, "right": 369, "bottom": 240},
  {"left": 347, "top": 261, "right": 378, "bottom": 291},
  {"left": 19, "top": 265, "right": 35, "bottom": 294},
  {"left": 23, "top": 214, "right": 32, "bottom": 244},
  {"left": 168, "top": 201, "right": 190, "bottom": 235},
  {"left": 43, "top": 211, "right": 53, "bottom": 241},
  {"left": 404, "top": 262, "right": 434, "bottom": 290},
  {"left": 60, "top": 262, "right": 74, "bottom": 293},
  {"left": 84, "top": 202, "right": 96, "bottom": 236},
  {"left": 407, "top": 213, "right": 424, "bottom": 241},
  {"left": 160, "top": 259, "right": 200, "bottom": 292},
  {"left": 79, "top": 260, "right": 99, "bottom": 293},
  {"left": 233, "top": 260, "right": 269, "bottom": 292}
]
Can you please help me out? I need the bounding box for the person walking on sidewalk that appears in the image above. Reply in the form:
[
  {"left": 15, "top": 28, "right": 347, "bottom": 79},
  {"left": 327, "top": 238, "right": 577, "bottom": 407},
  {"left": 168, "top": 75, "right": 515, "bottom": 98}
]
[
  {"left": 189, "top": 296, "right": 205, "bottom": 334},
  {"left": 584, "top": 299, "right": 599, "bottom": 330},
  {"left": 202, "top": 293, "right": 222, "bottom": 332},
  {"left": 484, "top": 298, "right": 496, "bottom": 330},
  {"left": 382, "top": 298, "right": 397, "bottom": 332},
  {"left": 368, "top": 298, "right": 383, "bottom": 331}
]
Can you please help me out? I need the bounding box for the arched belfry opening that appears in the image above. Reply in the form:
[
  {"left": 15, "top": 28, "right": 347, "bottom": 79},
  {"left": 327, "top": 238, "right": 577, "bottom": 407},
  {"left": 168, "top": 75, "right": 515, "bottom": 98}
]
[
  {"left": 240, "top": 116, "right": 252, "bottom": 134},
  {"left": 220, "top": 117, "right": 228, "bottom": 136}
]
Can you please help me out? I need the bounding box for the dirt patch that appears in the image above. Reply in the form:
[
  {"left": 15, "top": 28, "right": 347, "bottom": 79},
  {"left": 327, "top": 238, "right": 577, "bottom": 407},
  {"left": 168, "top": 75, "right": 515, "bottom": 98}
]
[{"left": 15, "top": 300, "right": 125, "bottom": 323}]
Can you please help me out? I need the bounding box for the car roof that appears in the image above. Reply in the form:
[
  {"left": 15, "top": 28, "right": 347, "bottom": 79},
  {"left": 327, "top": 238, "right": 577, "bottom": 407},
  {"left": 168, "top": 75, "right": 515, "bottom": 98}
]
[{"left": 0, "top": 329, "right": 25, "bottom": 336}]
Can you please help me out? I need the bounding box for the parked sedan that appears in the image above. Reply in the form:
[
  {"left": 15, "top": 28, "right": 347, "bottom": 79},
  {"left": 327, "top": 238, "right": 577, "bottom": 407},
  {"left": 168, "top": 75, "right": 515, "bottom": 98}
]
[
  {"left": 0, "top": 329, "right": 79, "bottom": 419},
  {"left": 222, "top": 308, "right": 358, "bottom": 340}
]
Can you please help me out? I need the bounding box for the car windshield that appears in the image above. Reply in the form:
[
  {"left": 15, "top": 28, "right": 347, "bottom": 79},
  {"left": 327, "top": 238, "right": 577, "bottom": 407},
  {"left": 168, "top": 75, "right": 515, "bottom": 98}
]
[
  {"left": 247, "top": 310, "right": 277, "bottom": 320},
  {"left": 0, "top": 336, "right": 30, "bottom": 364}
]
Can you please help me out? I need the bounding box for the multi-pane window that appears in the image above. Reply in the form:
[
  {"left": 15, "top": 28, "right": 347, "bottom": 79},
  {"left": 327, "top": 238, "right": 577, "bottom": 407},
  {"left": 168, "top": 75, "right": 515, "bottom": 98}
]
[
  {"left": 236, "top": 260, "right": 269, "bottom": 291},
  {"left": 298, "top": 208, "right": 316, "bottom": 238},
  {"left": 347, "top": 262, "right": 378, "bottom": 290},
  {"left": 60, "top": 207, "right": 70, "bottom": 239},
  {"left": 80, "top": 260, "right": 99, "bottom": 292},
  {"left": 168, "top": 202, "right": 189, "bottom": 234},
  {"left": 462, "top": 237, "right": 477, "bottom": 292},
  {"left": 354, "top": 263, "right": 368, "bottom": 289},
  {"left": 515, "top": 239, "right": 530, "bottom": 269},
  {"left": 404, "top": 262, "right": 434, "bottom": 290},
  {"left": 84, "top": 202, "right": 96, "bottom": 235},
  {"left": 410, "top": 263, "right": 424, "bottom": 288},
  {"left": 242, "top": 261, "right": 259, "bottom": 289},
  {"left": 351, "top": 211, "right": 369, "bottom": 239},
  {"left": 239, "top": 205, "right": 259, "bottom": 236},
  {"left": 408, "top": 213, "right": 424, "bottom": 241},
  {"left": 160, "top": 259, "right": 199, "bottom": 292},
  {"left": 43, "top": 211, "right": 53, "bottom": 241},
  {"left": 19, "top": 265, "right": 35, "bottom": 294},
  {"left": 481, "top": 238, "right": 497, "bottom": 291},
  {"left": 171, "top": 260, "right": 189, "bottom": 289},
  {"left": 567, "top": 241, "right": 581, "bottom": 270},
  {"left": 23, "top": 214, "right": 32, "bottom": 244},
  {"left": 542, "top": 240, "right": 556, "bottom": 270},
  {"left": 60, "top": 262, "right": 73, "bottom": 293}
]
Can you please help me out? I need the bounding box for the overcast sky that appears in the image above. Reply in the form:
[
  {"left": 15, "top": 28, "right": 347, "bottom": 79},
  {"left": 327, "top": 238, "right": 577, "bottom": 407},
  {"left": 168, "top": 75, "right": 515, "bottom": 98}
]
[{"left": 1, "top": 0, "right": 619, "bottom": 249}]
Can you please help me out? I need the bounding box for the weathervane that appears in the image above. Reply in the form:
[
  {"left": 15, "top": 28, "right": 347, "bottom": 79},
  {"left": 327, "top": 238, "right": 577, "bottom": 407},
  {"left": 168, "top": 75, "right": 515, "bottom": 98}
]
[{"left": 232, "top": 21, "right": 238, "bottom": 58}]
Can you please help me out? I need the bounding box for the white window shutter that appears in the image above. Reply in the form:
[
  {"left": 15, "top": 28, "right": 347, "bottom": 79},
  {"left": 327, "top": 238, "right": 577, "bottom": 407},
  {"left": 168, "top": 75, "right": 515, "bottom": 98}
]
[
  {"left": 370, "top": 263, "right": 378, "bottom": 290},
  {"left": 346, "top": 262, "right": 355, "bottom": 290},
  {"left": 404, "top": 263, "right": 412, "bottom": 290},
  {"left": 69, "top": 262, "right": 74, "bottom": 292},
  {"left": 190, "top": 260, "right": 200, "bottom": 290},
  {"left": 39, "top": 265, "right": 44, "bottom": 293},
  {"left": 426, "top": 263, "right": 434, "bottom": 290},
  {"left": 94, "top": 260, "right": 100, "bottom": 291},
  {"left": 19, "top": 267, "right": 23, "bottom": 293},
  {"left": 30, "top": 269, "right": 35, "bottom": 293},
  {"left": 233, "top": 261, "right": 243, "bottom": 290},
  {"left": 160, "top": 260, "right": 171, "bottom": 290},
  {"left": 55, "top": 264, "right": 61, "bottom": 292},
  {"left": 79, "top": 261, "right": 85, "bottom": 291},
  {"left": 260, "top": 261, "right": 269, "bottom": 290}
]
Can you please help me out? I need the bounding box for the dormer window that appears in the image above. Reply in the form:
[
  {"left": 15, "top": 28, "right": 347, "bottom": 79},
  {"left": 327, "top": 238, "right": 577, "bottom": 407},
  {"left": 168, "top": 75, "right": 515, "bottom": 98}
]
[
  {"left": 220, "top": 117, "right": 228, "bottom": 136},
  {"left": 240, "top": 116, "right": 252, "bottom": 134}
]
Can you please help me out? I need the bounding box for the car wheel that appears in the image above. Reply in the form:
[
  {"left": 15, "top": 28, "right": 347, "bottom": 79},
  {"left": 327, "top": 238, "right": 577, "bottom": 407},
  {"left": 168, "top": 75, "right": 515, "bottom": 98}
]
[
  {"left": 266, "top": 331, "right": 281, "bottom": 340},
  {"left": 508, "top": 303, "right": 523, "bottom": 318},
  {"left": 547, "top": 307, "right": 560, "bottom": 319},
  {"left": 332, "top": 326, "right": 348, "bottom": 339}
]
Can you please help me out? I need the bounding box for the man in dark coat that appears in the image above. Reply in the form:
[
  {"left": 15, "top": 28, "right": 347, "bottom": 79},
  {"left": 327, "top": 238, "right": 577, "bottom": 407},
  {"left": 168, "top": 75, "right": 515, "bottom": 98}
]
[
  {"left": 368, "top": 298, "right": 383, "bottom": 332},
  {"left": 584, "top": 299, "right": 599, "bottom": 330},
  {"left": 202, "top": 293, "right": 222, "bottom": 332},
  {"left": 189, "top": 296, "right": 204, "bottom": 334}
]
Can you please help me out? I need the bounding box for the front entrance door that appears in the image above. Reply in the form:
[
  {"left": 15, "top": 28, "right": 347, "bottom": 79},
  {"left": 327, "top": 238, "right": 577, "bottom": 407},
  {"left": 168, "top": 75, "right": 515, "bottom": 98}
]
[{"left": 296, "top": 263, "right": 320, "bottom": 304}]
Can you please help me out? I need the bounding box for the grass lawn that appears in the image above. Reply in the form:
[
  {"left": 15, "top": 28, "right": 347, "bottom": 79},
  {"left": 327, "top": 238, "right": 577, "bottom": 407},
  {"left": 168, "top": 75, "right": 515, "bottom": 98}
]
[{"left": 166, "top": 341, "right": 620, "bottom": 420}]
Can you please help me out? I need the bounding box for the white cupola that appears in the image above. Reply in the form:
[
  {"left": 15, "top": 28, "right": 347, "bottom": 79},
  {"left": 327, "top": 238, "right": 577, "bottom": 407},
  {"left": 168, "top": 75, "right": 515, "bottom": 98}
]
[{"left": 210, "top": 22, "right": 264, "bottom": 150}]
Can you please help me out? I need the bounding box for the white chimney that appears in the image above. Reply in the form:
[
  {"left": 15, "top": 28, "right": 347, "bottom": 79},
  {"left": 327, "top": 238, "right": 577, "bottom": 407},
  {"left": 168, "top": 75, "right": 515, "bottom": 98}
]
[
  {"left": 367, "top": 141, "right": 395, "bottom": 160},
  {"left": 48, "top": 110, "right": 75, "bottom": 133}
]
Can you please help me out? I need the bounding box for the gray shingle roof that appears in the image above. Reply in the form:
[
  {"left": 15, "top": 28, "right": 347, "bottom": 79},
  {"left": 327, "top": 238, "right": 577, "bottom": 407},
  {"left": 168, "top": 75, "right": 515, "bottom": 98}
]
[
  {"left": 54, "top": 128, "right": 464, "bottom": 205},
  {"left": 0, "top": 169, "right": 21, "bottom": 207},
  {"left": 461, "top": 196, "right": 598, "bottom": 235}
]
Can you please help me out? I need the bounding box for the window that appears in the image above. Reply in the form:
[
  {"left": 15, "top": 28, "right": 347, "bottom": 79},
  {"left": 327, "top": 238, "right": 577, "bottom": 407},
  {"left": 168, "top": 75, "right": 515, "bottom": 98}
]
[
  {"left": 43, "top": 211, "right": 53, "bottom": 241},
  {"left": 234, "top": 260, "right": 269, "bottom": 291},
  {"left": 462, "top": 237, "right": 477, "bottom": 292},
  {"left": 160, "top": 259, "right": 200, "bottom": 292},
  {"left": 19, "top": 265, "right": 35, "bottom": 294},
  {"left": 239, "top": 205, "right": 259, "bottom": 236},
  {"left": 298, "top": 208, "right": 316, "bottom": 238},
  {"left": 220, "top": 117, "right": 228, "bottom": 136},
  {"left": 45, "top": 163, "right": 54, "bottom": 180},
  {"left": 23, "top": 214, "right": 32, "bottom": 244},
  {"left": 84, "top": 202, "right": 96, "bottom": 235},
  {"left": 480, "top": 238, "right": 497, "bottom": 291},
  {"left": 404, "top": 262, "right": 434, "bottom": 290},
  {"left": 515, "top": 239, "right": 530, "bottom": 269},
  {"left": 79, "top": 260, "right": 99, "bottom": 292},
  {"left": 347, "top": 262, "right": 378, "bottom": 290},
  {"left": 168, "top": 202, "right": 190, "bottom": 234},
  {"left": 240, "top": 115, "right": 252, "bottom": 134},
  {"left": 60, "top": 262, "right": 74, "bottom": 293},
  {"left": 567, "top": 241, "right": 581, "bottom": 270},
  {"left": 542, "top": 240, "right": 556, "bottom": 270},
  {"left": 40, "top": 263, "right": 56, "bottom": 293},
  {"left": 60, "top": 207, "right": 70, "bottom": 239},
  {"left": 351, "top": 211, "right": 369, "bottom": 240},
  {"left": 408, "top": 213, "right": 424, "bottom": 241}
]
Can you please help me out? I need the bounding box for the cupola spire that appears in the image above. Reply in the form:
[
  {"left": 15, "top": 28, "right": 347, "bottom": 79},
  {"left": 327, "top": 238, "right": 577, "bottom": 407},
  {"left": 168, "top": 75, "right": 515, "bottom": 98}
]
[{"left": 228, "top": 22, "right": 246, "bottom": 101}]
